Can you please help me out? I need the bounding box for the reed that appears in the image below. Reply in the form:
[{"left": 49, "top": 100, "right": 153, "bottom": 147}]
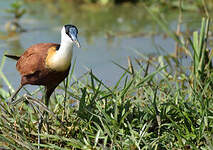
[
  {"left": 0, "top": 29, "right": 213, "bottom": 148},
  {"left": 0, "top": 2, "right": 213, "bottom": 149}
]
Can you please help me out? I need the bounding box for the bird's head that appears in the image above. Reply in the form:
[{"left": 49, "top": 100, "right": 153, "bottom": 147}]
[{"left": 61, "top": 24, "right": 80, "bottom": 48}]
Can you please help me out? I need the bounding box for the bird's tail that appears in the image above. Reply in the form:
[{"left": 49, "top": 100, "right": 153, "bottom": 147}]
[{"left": 4, "top": 54, "right": 20, "bottom": 61}]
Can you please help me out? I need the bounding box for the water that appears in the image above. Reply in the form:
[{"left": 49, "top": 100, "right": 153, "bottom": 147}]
[{"left": 0, "top": 0, "right": 202, "bottom": 92}]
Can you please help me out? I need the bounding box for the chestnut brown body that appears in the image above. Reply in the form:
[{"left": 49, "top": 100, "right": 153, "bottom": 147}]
[
  {"left": 18, "top": 43, "right": 69, "bottom": 86},
  {"left": 6, "top": 43, "right": 71, "bottom": 104}
]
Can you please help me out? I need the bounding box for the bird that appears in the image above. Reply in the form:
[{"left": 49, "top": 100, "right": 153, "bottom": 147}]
[
  {"left": 5, "top": 24, "right": 80, "bottom": 105},
  {"left": 5, "top": 24, "right": 80, "bottom": 148}
]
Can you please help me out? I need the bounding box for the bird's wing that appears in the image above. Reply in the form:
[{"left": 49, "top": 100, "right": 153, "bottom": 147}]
[{"left": 16, "top": 43, "right": 59, "bottom": 76}]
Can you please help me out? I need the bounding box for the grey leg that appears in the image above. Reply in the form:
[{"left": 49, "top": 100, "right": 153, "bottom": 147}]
[
  {"left": 38, "top": 113, "right": 43, "bottom": 149},
  {"left": 10, "top": 84, "right": 23, "bottom": 101}
]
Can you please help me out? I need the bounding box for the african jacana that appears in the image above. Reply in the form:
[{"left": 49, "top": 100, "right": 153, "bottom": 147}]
[
  {"left": 5, "top": 24, "right": 80, "bottom": 148},
  {"left": 5, "top": 24, "right": 80, "bottom": 105}
]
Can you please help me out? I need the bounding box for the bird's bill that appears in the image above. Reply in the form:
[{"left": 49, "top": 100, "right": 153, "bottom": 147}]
[{"left": 74, "top": 39, "right": 81, "bottom": 48}]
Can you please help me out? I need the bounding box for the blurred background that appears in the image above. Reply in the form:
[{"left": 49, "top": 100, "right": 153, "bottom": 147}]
[{"left": 0, "top": 0, "right": 212, "bottom": 90}]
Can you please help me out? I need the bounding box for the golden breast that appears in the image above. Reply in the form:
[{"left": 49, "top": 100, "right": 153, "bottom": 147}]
[{"left": 45, "top": 46, "right": 72, "bottom": 71}]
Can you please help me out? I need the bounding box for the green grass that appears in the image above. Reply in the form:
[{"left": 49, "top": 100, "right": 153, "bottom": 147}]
[
  {"left": 0, "top": 8, "right": 213, "bottom": 150},
  {"left": 1, "top": 49, "right": 213, "bottom": 149}
]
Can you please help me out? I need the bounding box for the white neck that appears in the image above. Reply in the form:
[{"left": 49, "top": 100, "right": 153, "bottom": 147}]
[
  {"left": 47, "top": 27, "right": 74, "bottom": 71},
  {"left": 57, "top": 37, "right": 73, "bottom": 57},
  {"left": 57, "top": 26, "right": 74, "bottom": 56}
]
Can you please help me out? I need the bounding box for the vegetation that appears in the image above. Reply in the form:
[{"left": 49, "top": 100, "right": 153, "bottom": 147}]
[
  {"left": 20, "top": 0, "right": 212, "bottom": 44},
  {"left": 4, "top": 1, "right": 26, "bottom": 32},
  {"left": 1, "top": 0, "right": 213, "bottom": 149},
  {"left": 0, "top": 14, "right": 213, "bottom": 149},
  {"left": 35, "top": 0, "right": 213, "bottom": 9}
]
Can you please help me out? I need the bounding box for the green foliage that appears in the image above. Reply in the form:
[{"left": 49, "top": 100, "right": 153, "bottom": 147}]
[
  {"left": 189, "top": 18, "right": 213, "bottom": 86},
  {"left": 5, "top": 1, "right": 26, "bottom": 19},
  {"left": 1, "top": 33, "right": 213, "bottom": 149},
  {"left": 66, "top": 0, "right": 213, "bottom": 10},
  {"left": 4, "top": 1, "right": 26, "bottom": 32},
  {"left": 0, "top": 1, "right": 213, "bottom": 149}
]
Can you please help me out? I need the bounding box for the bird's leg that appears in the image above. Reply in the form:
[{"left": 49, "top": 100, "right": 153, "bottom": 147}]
[
  {"left": 37, "top": 87, "right": 51, "bottom": 149},
  {"left": 37, "top": 86, "right": 55, "bottom": 148},
  {"left": 10, "top": 84, "right": 23, "bottom": 102},
  {"left": 63, "top": 77, "right": 68, "bottom": 121},
  {"left": 44, "top": 88, "right": 51, "bottom": 133},
  {"left": 42, "top": 87, "right": 55, "bottom": 130},
  {"left": 38, "top": 113, "right": 43, "bottom": 149},
  {"left": 9, "top": 85, "right": 24, "bottom": 112}
]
